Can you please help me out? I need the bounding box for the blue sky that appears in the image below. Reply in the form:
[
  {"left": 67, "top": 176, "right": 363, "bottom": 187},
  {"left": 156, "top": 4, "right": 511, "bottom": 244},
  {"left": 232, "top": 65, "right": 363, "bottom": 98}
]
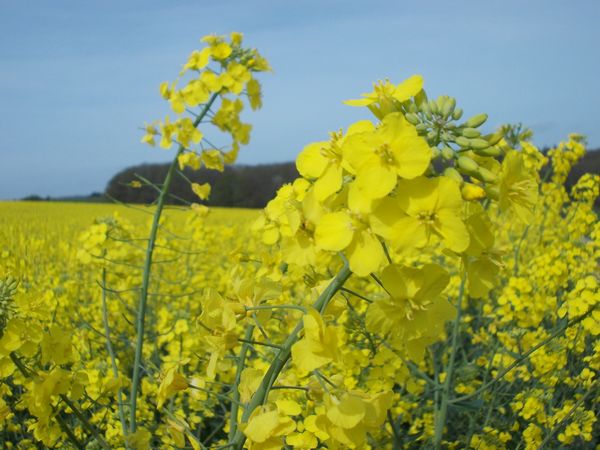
[{"left": 1, "top": 0, "right": 599, "bottom": 199}]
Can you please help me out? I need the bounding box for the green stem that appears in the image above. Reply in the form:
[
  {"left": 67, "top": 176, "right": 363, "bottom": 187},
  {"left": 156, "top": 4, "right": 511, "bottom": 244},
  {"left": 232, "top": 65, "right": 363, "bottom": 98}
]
[
  {"left": 229, "top": 262, "right": 351, "bottom": 449},
  {"left": 433, "top": 273, "right": 466, "bottom": 449},
  {"left": 129, "top": 93, "right": 219, "bottom": 433},
  {"left": 229, "top": 325, "right": 254, "bottom": 441},
  {"left": 100, "top": 269, "right": 129, "bottom": 442}
]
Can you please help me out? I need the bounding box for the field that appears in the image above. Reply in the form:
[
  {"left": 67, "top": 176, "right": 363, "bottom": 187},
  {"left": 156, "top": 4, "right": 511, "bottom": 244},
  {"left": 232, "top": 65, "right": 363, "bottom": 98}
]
[{"left": 1, "top": 33, "right": 598, "bottom": 450}]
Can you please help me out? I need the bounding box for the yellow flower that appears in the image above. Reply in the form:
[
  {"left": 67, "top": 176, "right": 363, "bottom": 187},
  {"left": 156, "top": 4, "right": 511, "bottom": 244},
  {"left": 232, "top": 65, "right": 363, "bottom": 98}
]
[
  {"left": 314, "top": 209, "right": 385, "bottom": 276},
  {"left": 366, "top": 264, "right": 455, "bottom": 360},
  {"left": 499, "top": 150, "right": 539, "bottom": 223},
  {"left": 342, "top": 112, "right": 431, "bottom": 199},
  {"left": 371, "top": 176, "right": 470, "bottom": 253},
  {"left": 191, "top": 182, "right": 211, "bottom": 200},
  {"left": 157, "top": 367, "right": 188, "bottom": 408},
  {"left": 344, "top": 74, "right": 423, "bottom": 118},
  {"left": 291, "top": 308, "right": 338, "bottom": 374}
]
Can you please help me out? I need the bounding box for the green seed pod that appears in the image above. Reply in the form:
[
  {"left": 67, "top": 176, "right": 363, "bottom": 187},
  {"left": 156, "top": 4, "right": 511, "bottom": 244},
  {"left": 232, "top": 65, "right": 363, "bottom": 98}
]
[
  {"left": 441, "top": 97, "right": 456, "bottom": 119},
  {"left": 415, "top": 123, "right": 428, "bottom": 133},
  {"left": 444, "top": 167, "right": 463, "bottom": 185},
  {"left": 469, "top": 138, "right": 491, "bottom": 149},
  {"left": 477, "top": 167, "right": 498, "bottom": 183},
  {"left": 405, "top": 113, "right": 420, "bottom": 125},
  {"left": 455, "top": 136, "right": 471, "bottom": 148},
  {"left": 462, "top": 127, "right": 481, "bottom": 138},
  {"left": 452, "top": 108, "right": 463, "bottom": 120},
  {"left": 474, "top": 146, "right": 503, "bottom": 157},
  {"left": 457, "top": 156, "right": 479, "bottom": 173},
  {"left": 441, "top": 146, "right": 454, "bottom": 160},
  {"left": 465, "top": 113, "right": 488, "bottom": 128},
  {"left": 429, "top": 100, "right": 439, "bottom": 115}
]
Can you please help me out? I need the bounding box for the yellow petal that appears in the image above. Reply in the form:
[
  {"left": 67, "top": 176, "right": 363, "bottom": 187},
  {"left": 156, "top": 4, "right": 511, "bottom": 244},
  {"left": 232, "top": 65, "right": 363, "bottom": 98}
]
[
  {"left": 314, "top": 212, "right": 353, "bottom": 251},
  {"left": 392, "top": 74, "right": 423, "bottom": 102},
  {"left": 296, "top": 142, "right": 329, "bottom": 178},
  {"left": 346, "top": 231, "right": 385, "bottom": 277}
]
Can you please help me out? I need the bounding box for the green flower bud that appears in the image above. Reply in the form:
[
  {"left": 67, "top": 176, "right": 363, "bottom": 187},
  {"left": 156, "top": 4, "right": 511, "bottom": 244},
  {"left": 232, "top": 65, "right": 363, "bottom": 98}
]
[
  {"left": 405, "top": 113, "right": 420, "bottom": 125},
  {"left": 429, "top": 100, "right": 439, "bottom": 115},
  {"left": 477, "top": 167, "right": 498, "bottom": 183},
  {"left": 415, "top": 123, "right": 428, "bottom": 133},
  {"left": 407, "top": 102, "right": 418, "bottom": 114},
  {"left": 441, "top": 146, "right": 454, "bottom": 160},
  {"left": 457, "top": 156, "right": 479, "bottom": 173},
  {"left": 455, "top": 136, "right": 471, "bottom": 148},
  {"left": 441, "top": 97, "right": 456, "bottom": 119},
  {"left": 452, "top": 108, "right": 463, "bottom": 120},
  {"left": 485, "top": 185, "right": 500, "bottom": 200},
  {"left": 484, "top": 131, "right": 503, "bottom": 146},
  {"left": 465, "top": 113, "right": 488, "bottom": 128},
  {"left": 427, "top": 130, "right": 437, "bottom": 142},
  {"left": 431, "top": 147, "right": 441, "bottom": 158},
  {"left": 469, "top": 138, "right": 491, "bottom": 149},
  {"left": 461, "top": 128, "right": 480, "bottom": 138},
  {"left": 474, "top": 146, "right": 503, "bottom": 157},
  {"left": 420, "top": 101, "right": 432, "bottom": 119},
  {"left": 443, "top": 167, "right": 463, "bottom": 185}
]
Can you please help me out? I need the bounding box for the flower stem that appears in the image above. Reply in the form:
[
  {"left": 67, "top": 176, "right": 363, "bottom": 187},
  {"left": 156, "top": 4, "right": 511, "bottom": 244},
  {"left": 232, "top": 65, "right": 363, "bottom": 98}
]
[
  {"left": 229, "top": 262, "right": 351, "bottom": 449},
  {"left": 129, "top": 93, "right": 218, "bottom": 433}
]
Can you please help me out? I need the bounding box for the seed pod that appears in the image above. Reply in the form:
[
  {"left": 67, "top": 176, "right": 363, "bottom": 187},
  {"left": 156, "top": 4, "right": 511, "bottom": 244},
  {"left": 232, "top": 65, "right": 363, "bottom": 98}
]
[
  {"left": 444, "top": 167, "right": 463, "bottom": 184},
  {"left": 452, "top": 108, "right": 463, "bottom": 120},
  {"left": 457, "top": 156, "right": 479, "bottom": 173},
  {"left": 474, "top": 146, "right": 503, "bottom": 157},
  {"left": 465, "top": 113, "right": 488, "bottom": 128},
  {"left": 441, "top": 97, "right": 456, "bottom": 119},
  {"left": 441, "top": 146, "right": 454, "bottom": 160},
  {"left": 469, "top": 138, "right": 491, "bottom": 149},
  {"left": 405, "top": 113, "right": 420, "bottom": 125},
  {"left": 462, "top": 128, "right": 480, "bottom": 138},
  {"left": 415, "top": 123, "right": 428, "bottom": 133},
  {"left": 455, "top": 136, "right": 471, "bottom": 148}
]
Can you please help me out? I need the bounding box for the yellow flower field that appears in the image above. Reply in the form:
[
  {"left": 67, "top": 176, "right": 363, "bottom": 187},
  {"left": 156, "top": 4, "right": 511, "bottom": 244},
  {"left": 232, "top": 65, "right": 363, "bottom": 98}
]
[{"left": 0, "top": 33, "right": 598, "bottom": 450}]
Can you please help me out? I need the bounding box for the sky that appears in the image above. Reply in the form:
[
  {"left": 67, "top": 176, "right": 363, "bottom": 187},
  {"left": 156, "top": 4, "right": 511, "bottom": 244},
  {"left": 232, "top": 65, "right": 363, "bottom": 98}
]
[{"left": 1, "top": 0, "right": 599, "bottom": 199}]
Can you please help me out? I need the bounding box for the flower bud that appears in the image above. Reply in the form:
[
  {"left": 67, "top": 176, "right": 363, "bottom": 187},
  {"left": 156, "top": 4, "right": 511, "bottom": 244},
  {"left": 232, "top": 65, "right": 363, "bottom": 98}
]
[
  {"left": 469, "top": 138, "right": 491, "bottom": 150},
  {"left": 405, "top": 113, "right": 420, "bottom": 125},
  {"left": 462, "top": 128, "right": 480, "bottom": 138},
  {"left": 461, "top": 183, "right": 486, "bottom": 201},
  {"left": 465, "top": 113, "right": 488, "bottom": 128},
  {"left": 452, "top": 108, "right": 463, "bottom": 120},
  {"left": 441, "top": 146, "right": 454, "bottom": 160},
  {"left": 444, "top": 167, "right": 463, "bottom": 185},
  {"left": 455, "top": 136, "right": 471, "bottom": 148},
  {"left": 457, "top": 156, "right": 479, "bottom": 174}
]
